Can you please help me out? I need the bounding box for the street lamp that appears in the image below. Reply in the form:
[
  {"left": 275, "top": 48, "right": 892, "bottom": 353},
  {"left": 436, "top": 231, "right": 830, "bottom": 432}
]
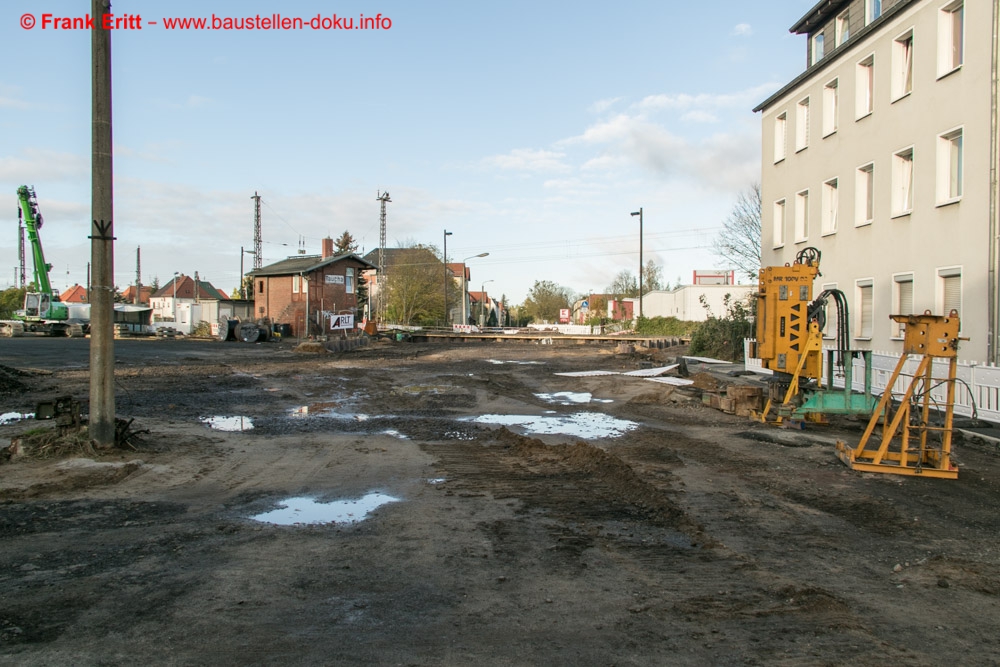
[
  {"left": 480, "top": 279, "right": 494, "bottom": 328},
  {"left": 631, "top": 207, "right": 643, "bottom": 319},
  {"left": 462, "top": 252, "right": 489, "bottom": 325},
  {"left": 443, "top": 230, "right": 453, "bottom": 326},
  {"left": 240, "top": 246, "right": 256, "bottom": 299},
  {"left": 172, "top": 271, "right": 179, "bottom": 322}
]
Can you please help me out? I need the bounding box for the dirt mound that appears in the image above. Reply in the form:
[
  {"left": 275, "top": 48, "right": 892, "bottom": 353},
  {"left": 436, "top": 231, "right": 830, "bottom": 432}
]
[
  {"left": 0, "top": 365, "right": 32, "bottom": 395},
  {"left": 292, "top": 342, "right": 328, "bottom": 354}
]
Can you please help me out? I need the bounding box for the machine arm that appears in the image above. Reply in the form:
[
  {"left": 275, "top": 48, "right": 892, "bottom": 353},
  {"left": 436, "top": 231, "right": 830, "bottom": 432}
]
[{"left": 16, "top": 185, "right": 53, "bottom": 295}]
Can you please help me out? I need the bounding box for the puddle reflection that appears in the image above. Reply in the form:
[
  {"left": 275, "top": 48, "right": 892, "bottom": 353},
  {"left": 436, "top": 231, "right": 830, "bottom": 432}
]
[
  {"left": 470, "top": 412, "right": 637, "bottom": 439},
  {"left": 202, "top": 416, "right": 254, "bottom": 432},
  {"left": 251, "top": 493, "right": 400, "bottom": 526}
]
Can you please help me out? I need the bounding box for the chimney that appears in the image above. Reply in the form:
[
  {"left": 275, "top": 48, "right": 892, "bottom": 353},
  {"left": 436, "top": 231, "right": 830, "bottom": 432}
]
[{"left": 322, "top": 237, "right": 334, "bottom": 259}]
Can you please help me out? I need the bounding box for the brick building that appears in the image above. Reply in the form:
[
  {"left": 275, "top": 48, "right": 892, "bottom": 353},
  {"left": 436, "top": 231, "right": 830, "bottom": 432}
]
[{"left": 251, "top": 238, "right": 375, "bottom": 337}]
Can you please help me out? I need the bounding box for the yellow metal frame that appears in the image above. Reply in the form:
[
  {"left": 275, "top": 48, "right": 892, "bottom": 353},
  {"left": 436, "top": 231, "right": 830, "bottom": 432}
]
[
  {"left": 835, "top": 311, "right": 961, "bottom": 479},
  {"left": 757, "top": 321, "right": 824, "bottom": 425}
]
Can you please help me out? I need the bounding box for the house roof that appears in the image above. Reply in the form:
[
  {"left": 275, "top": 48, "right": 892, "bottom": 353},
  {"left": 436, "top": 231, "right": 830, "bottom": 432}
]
[
  {"left": 251, "top": 252, "right": 376, "bottom": 277},
  {"left": 754, "top": 0, "right": 919, "bottom": 113},
  {"left": 447, "top": 263, "right": 471, "bottom": 281},
  {"left": 151, "top": 275, "right": 230, "bottom": 300},
  {"left": 121, "top": 285, "right": 154, "bottom": 301},
  {"left": 60, "top": 284, "right": 88, "bottom": 303}
]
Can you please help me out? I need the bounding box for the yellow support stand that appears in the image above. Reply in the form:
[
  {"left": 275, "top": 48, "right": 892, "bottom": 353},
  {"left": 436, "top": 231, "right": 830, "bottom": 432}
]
[{"left": 835, "top": 311, "right": 961, "bottom": 479}]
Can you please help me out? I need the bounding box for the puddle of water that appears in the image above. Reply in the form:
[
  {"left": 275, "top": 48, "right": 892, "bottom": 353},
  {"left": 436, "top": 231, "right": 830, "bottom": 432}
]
[
  {"left": 535, "top": 391, "right": 613, "bottom": 405},
  {"left": 382, "top": 429, "right": 409, "bottom": 439},
  {"left": 0, "top": 412, "right": 34, "bottom": 425},
  {"left": 486, "top": 359, "right": 544, "bottom": 366},
  {"left": 400, "top": 385, "right": 454, "bottom": 394},
  {"left": 469, "top": 412, "right": 638, "bottom": 439},
  {"left": 201, "top": 416, "right": 253, "bottom": 432},
  {"left": 251, "top": 493, "right": 400, "bottom": 526},
  {"left": 289, "top": 404, "right": 371, "bottom": 422},
  {"left": 427, "top": 478, "right": 446, "bottom": 485}
]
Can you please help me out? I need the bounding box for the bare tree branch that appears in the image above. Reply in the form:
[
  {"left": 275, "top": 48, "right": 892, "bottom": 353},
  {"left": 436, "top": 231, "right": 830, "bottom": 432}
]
[{"left": 712, "top": 182, "right": 761, "bottom": 281}]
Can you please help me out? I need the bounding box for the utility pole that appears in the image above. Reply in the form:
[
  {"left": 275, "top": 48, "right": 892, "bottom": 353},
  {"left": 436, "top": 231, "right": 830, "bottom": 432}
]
[
  {"left": 90, "top": 0, "right": 115, "bottom": 448},
  {"left": 443, "top": 229, "right": 452, "bottom": 326},
  {"left": 134, "top": 246, "right": 141, "bottom": 304},
  {"left": 376, "top": 191, "right": 390, "bottom": 320},
  {"left": 631, "top": 207, "right": 644, "bottom": 319},
  {"left": 251, "top": 192, "right": 262, "bottom": 270}
]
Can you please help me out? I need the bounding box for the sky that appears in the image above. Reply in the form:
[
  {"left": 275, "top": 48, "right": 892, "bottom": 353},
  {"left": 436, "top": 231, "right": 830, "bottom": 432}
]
[{"left": 2, "top": 0, "right": 816, "bottom": 303}]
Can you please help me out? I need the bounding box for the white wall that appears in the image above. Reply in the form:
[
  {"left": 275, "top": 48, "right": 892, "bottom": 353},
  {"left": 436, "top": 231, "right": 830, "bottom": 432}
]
[{"left": 641, "top": 285, "right": 754, "bottom": 321}]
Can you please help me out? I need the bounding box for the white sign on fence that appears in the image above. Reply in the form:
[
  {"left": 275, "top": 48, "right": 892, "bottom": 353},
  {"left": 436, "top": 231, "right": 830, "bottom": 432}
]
[{"left": 329, "top": 314, "right": 354, "bottom": 330}]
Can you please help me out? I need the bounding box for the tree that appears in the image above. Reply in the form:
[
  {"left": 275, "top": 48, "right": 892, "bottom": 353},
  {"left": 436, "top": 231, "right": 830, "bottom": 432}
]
[
  {"left": 334, "top": 231, "right": 359, "bottom": 254},
  {"left": 608, "top": 270, "right": 639, "bottom": 299},
  {"left": 642, "top": 260, "right": 663, "bottom": 294},
  {"left": 713, "top": 182, "right": 761, "bottom": 281},
  {"left": 0, "top": 287, "right": 26, "bottom": 319},
  {"left": 521, "top": 280, "right": 572, "bottom": 323},
  {"left": 150, "top": 275, "right": 161, "bottom": 292},
  {"left": 383, "top": 244, "right": 445, "bottom": 325}
]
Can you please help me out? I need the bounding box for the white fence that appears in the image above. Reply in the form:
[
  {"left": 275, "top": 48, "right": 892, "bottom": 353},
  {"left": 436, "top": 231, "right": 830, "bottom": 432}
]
[{"left": 743, "top": 338, "right": 1000, "bottom": 423}]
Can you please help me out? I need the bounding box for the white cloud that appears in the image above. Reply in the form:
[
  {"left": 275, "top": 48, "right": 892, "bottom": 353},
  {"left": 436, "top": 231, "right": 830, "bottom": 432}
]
[
  {"left": 731, "top": 23, "right": 753, "bottom": 36},
  {"left": 483, "top": 148, "right": 569, "bottom": 173},
  {"left": 636, "top": 83, "right": 779, "bottom": 114},
  {"left": 681, "top": 110, "right": 719, "bottom": 123},
  {"left": 589, "top": 97, "right": 623, "bottom": 114},
  {"left": 0, "top": 149, "right": 88, "bottom": 182}
]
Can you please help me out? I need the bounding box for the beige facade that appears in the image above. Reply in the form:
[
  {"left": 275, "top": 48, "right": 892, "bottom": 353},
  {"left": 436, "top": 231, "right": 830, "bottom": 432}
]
[{"left": 756, "top": 0, "right": 997, "bottom": 362}]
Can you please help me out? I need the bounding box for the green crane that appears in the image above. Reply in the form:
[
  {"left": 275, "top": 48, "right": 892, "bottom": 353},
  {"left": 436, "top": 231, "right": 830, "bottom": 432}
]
[{"left": 16, "top": 185, "right": 69, "bottom": 328}]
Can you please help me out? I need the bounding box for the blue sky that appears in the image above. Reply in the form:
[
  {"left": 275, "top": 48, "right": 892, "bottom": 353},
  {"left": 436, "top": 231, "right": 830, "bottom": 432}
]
[{"left": 2, "top": 0, "right": 815, "bottom": 302}]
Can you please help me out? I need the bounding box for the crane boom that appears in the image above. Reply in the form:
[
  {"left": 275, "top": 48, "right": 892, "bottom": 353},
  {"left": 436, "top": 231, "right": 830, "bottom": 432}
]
[{"left": 16, "top": 185, "right": 54, "bottom": 295}]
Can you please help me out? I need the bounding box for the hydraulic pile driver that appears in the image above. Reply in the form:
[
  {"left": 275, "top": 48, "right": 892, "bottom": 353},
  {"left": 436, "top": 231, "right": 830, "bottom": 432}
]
[{"left": 753, "top": 247, "right": 877, "bottom": 425}]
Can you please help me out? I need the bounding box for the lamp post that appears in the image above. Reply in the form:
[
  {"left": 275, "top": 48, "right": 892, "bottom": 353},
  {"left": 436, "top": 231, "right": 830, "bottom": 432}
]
[
  {"left": 480, "top": 279, "right": 494, "bottom": 327},
  {"left": 172, "top": 271, "right": 179, "bottom": 322},
  {"left": 630, "top": 207, "right": 643, "bottom": 319},
  {"left": 443, "top": 230, "right": 453, "bottom": 326},
  {"left": 462, "top": 252, "right": 489, "bottom": 325},
  {"left": 240, "top": 247, "right": 256, "bottom": 299}
]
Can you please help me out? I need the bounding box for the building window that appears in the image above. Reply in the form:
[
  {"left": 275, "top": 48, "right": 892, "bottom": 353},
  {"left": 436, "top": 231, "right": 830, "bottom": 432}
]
[
  {"left": 938, "top": 267, "right": 962, "bottom": 317},
  {"left": 346, "top": 268, "right": 355, "bottom": 294},
  {"left": 774, "top": 112, "right": 787, "bottom": 163},
  {"left": 857, "top": 279, "right": 874, "bottom": 339},
  {"left": 292, "top": 275, "right": 300, "bottom": 293},
  {"left": 892, "top": 30, "right": 914, "bottom": 100},
  {"left": 258, "top": 280, "right": 264, "bottom": 293},
  {"left": 837, "top": 10, "right": 851, "bottom": 45},
  {"left": 856, "top": 163, "right": 875, "bottom": 226},
  {"left": 892, "top": 147, "right": 915, "bottom": 216},
  {"left": 823, "top": 79, "right": 838, "bottom": 137},
  {"left": 866, "top": 0, "right": 882, "bottom": 25},
  {"left": 796, "top": 98, "right": 810, "bottom": 151},
  {"left": 937, "top": 127, "right": 964, "bottom": 203},
  {"left": 773, "top": 199, "right": 786, "bottom": 248},
  {"left": 938, "top": 1, "right": 964, "bottom": 76},
  {"left": 812, "top": 33, "right": 825, "bottom": 64},
  {"left": 795, "top": 190, "right": 809, "bottom": 242},
  {"left": 893, "top": 274, "right": 914, "bottom": 337},
  {"left": 856, "top": 55, "right": 874, "bottom": 118},
  {"left": 821, "top": 179, "right": 839, "bottom": 235}
]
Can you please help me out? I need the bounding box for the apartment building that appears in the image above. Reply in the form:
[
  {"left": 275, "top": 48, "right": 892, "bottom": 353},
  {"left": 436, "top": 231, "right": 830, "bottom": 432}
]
[{"left": 755, "top": 0, "right": 997, "bottom": 362}]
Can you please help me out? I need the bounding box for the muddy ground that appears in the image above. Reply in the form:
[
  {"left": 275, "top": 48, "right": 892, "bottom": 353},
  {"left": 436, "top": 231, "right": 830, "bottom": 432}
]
[{"left": 1, "top": 337, "right": 999, "bottom": 666}]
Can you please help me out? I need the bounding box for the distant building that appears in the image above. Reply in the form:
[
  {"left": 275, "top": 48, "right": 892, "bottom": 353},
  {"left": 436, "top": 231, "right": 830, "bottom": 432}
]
[
  {"left": 60, "top": 284, "right": 88, "bottom": 303},
  {"left": 640, "top": 284, "right": 755, "bottom": 322},
  {"left": 150, "top": 274, "right": 230, "bottom": 334},
  {"left": 252, "top": 238, "right": 375, "bottom": 337},
  {"left": 692, "top": 270, "right": 736, "bottom": 286},
  {"left": 120, "top": 285, "right": 154, "bottom": 305}
]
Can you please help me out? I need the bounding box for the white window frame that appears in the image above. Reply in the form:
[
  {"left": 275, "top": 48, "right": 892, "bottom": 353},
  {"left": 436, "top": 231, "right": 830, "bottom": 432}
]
[
  {"left": 856, "top": 55, "right": 875, "bottom": 119},
  {"left": 891, "top": 29, "right": 914, "bottom": 101},
  {"left": 774, "top": 112, "right": 787, "bottom": 163},
  {"left": 773, "top": 199, "right": 786, "bottom": 248},
  {"left": 292, "top": 275, "right": 300, "bottom": 294},
  {"left": 856, "top": 278, "right": 875, "bottom": 340},
  {"left": 821, "top": 282, "right": 838, "bottom": 339},
  {"left": 892, "top": 272, "right": 914, "bottom": 338},
  {"left": 856, "top": 162, "right": 875, "bottom": 226},
  {"left": 891, "top": 147, "right": 915, "bottom": 217},
  {"left": 795, "top": 190, "right": 810, "bottom": 242},
  {"left": 821, "top": 178, "right": 839, "bottom": 236},
  {"left": 823, "top": 78, "right": 839, "bottom": 137},
  {"left": 836, "top": 10, "right": 851, "bottom": 45},
  {"left": 937, "top": 0, "right": 965, "bottom": 78},
  {"left": 346, "top": 267, "right": 355, "bottom": 294},
  {"left": 812, "top": 33, "right": 826, "bottom": 64},
  {"left": 866, "top": 0, "right": 882, "bottom": 25},
  {"left": 796, "top": 97, "right": 810, "bottom": 152},
  {"left": 937, "top": 266, "right": 962, "bottom": 320},
  {"left": 936, "top": 126, "right": 964, "bottom": 205}
]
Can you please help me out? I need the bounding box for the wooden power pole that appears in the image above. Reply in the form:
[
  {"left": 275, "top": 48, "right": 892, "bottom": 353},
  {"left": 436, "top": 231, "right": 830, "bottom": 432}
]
[{"left": 90, "top": 0, "right": 115, "bottom": 447}]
